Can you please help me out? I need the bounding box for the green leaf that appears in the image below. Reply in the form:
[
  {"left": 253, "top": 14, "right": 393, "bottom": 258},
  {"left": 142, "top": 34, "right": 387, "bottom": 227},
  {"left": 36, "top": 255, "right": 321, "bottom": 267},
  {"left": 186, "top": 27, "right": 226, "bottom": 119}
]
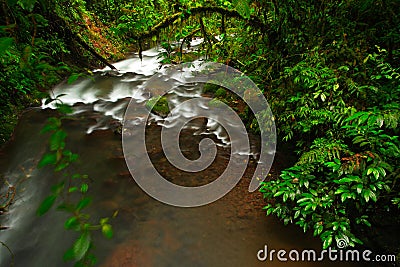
[
  {"left": 69, "top": 153, "right": 79, "bottom": 162},
  {"left": 41, "top": 117, "right": 61, "bottom": 134},
  {"left": 67, "top": 73, "right": 81, "bottom": 84},
  {"left": 356, "top": 184, "right": 363, "bottom": 194},
  {"left": 65, "top": 217, "right": 79, "bottom": 230},
  {"left": 335, "top": 187, "right": 348, "bottom": 194},
  {"left": 0, "top": 37, "right": 14, "bottom": 56},
  {"left": 266, "top": 207, "right": 273, "bottom": 215},
  {"left": 233, "top": 0, "right": 251, "bottom": 18},
  {"left": 323, "top": 235, "right": 333, "bottom": 249},
  {"left": 73, "top": 232, "right": 91, "bottom": 261},
  {"left": 55, "top": 103, "right": 73, "bottom": 114},
  {"left": 309, "top": 188, "right": 318, "bottom": 196},
  {"left": 345, "top": 112, "right": 364, "bottom": 122},
  {"left": 283, "top": 192, "right": 289, "bottom": 202},
  {"left": 63, "top": 248, "right": 75, "bottom": 262},
  {"left": 294, "top": 210, "right": 300, "bottom": 219},
  {"left": 44, "top": 97, "right": 57, "bottom": 105},
  {"left": 362, "top": 219, "right": 371, "bottom": 227},
  {"left": 80, "top": 183, "right": 89, "bottom": 193},
  {"left": 338, "top": 176, "right": 360, "bottom": 183},
  {"left": 68, "top": 186, "right": 78, "bottom": 193},
  {"left": 37, "top": 195, "right": 57, "bottom": 215},
  {"left": 102, "top": 224, "right": 113, "bottom": 239},
  {"left": 38, "top": 153, "right": 57, "bottom": 168},
  {"left": 363, "top": 189, "right": 370, "bottom": 202},
  {"left": 100, "top": 217, "right": 109, "bottom": 225},
  {"left": 297, "top": 197, "right": 311, "bottom": 203},
  {"left": 76, "top": 197, "right": 92, "bottom": 211},
  {"left": 341, "top": 193, "right": 350, "bottom": 202},
  {"left": 369, "top": 191, "right": 377, "bottom": 202},
  {"left": 314, "top": 224, "right": 323, "bottom": 236},
  {"left": 17, "top": 0, "right": 37, "bottom": 11},
  {"left": 50, "top": 129, "right": 67, "bottom": 151}
]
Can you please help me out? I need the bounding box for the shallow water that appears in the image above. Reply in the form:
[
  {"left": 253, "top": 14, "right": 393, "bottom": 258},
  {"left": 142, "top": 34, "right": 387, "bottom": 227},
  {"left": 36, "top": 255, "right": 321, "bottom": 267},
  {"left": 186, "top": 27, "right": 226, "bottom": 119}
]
[{"left": 0, "top": 45, "right": 365, "bottom": 267}]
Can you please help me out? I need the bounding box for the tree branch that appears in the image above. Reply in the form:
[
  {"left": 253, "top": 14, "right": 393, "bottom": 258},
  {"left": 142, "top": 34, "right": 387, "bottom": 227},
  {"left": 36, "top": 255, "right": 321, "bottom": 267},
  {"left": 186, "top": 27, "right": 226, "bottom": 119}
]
[
  {"left": 135, "top": 6, "right": 268, "bottom": 40},
  {"left": 0, "top": 241, "right": 14, "bottom": 266},
  {"left": 74, "top": 34, "right": 117, "bottom": 70},
  {"left": 179, "top": 28, "right": 201, "bottom": 60},
  {"left": 49, "top": 13, "right": 117, "bottom": 70}
]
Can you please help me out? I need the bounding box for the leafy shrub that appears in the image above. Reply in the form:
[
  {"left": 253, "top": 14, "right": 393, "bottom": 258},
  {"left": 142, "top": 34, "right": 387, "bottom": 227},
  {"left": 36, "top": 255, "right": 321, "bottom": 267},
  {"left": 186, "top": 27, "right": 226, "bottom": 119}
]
[{"left": 261, "top": 46, "right": 400, "bottom": 249}]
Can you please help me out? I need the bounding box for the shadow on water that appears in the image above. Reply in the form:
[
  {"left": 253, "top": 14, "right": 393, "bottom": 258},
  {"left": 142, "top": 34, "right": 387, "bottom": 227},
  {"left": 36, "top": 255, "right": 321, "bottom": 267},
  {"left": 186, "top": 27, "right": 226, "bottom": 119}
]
[{"left": 0, "top": 45, "right": 367, "bottom": 267}]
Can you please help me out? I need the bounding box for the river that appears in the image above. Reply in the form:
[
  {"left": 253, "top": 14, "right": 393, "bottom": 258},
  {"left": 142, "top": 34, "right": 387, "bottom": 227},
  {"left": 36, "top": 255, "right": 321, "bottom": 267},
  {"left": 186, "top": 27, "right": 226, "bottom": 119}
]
[{"left": 0, "top": 43, "right": 365, "bottom": 266}]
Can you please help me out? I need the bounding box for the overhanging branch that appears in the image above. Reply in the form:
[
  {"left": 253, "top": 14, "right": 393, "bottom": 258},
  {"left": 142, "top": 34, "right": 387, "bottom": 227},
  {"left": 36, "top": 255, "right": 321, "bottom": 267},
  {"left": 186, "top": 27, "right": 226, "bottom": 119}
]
[{"left": 134, "top": 6, "right": 268, "bottom": 40}]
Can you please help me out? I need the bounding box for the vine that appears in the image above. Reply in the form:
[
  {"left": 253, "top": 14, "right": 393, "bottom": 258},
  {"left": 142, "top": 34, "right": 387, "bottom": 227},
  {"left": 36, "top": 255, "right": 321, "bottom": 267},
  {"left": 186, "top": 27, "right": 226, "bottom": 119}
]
[{"left": 37, "top": 97, "right": 116, "bottom": 266}]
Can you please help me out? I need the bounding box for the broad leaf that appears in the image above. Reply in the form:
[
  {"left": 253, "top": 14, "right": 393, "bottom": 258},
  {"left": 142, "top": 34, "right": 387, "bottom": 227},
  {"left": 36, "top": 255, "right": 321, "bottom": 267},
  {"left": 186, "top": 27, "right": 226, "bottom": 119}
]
[
  {"left": 102, "top": 224, "right": 113, "bottom": 239},
  {"left": 38, "top": 153, "right": 57, "bottom": 168},
  {"left": 76, "top": 197, "right": 92, "bottom": 211},
  {"left": 37, "top": 195, "right": 57, "bottom": 215},
  {"left": 65, "top": 216, "right": 79, "bottom": 230},
  {"left": 73, "top": 232, "right": 91, "bottom": 261}
]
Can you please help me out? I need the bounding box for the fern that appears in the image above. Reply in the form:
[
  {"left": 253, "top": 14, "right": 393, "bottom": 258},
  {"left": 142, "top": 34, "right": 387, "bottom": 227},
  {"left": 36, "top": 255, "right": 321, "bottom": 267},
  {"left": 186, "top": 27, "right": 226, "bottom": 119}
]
[{"left": 298, "top": 138, "right": 349, "bottom": 164}]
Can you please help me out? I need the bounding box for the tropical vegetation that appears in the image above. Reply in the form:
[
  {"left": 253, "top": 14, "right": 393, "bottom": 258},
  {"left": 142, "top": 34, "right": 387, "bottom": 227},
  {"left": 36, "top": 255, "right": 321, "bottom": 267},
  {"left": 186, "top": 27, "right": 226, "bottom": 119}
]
[{"left": 1, "top": 0, "right": 399, "bottom": 265}]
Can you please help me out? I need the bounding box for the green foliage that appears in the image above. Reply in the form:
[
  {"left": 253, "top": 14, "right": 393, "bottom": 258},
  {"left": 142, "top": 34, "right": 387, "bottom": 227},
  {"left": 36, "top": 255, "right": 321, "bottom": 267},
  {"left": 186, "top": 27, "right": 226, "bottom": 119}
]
[
  {"left": 37, "top": 194, "right": 57, "bottom": 216},
  {"left": 37, "top": 109, "right": 116, "bottom": 266},
  {"left": 0, "top": 0, "right": 399, "bottom": 259},
  {"left": 97, "top": 1, "right": 400, "bottom": 252},
  {"left": 145, "top": 96, "right": 170, "bottom": 117},
  {"left": 72, "top": 232, "right": 91, "bottom": 261},
  {"left": 232, "top": 0, "right": 251, "bottom": 19},
  {"left": 0, "top": 0, "right": 79, "bottom": 145},
  {"left": 214, "top": 88, "right": 227, "bottom": 98},
  {"left": 260, "top": 39, "right": 399, "bottom": 250}
]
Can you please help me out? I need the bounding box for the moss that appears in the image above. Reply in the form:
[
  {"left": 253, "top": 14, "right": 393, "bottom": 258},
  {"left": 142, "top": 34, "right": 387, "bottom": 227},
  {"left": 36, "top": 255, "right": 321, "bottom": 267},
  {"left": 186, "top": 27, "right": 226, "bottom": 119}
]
[
  {"left": 202, "top": 83, "right": 221, "bottom": 94},
  {"left": 208, "top": 98, "right": 226, "bottom": 108},
  {"left": 145, "top": 96, "right": 170, "bottom": 117},
  {"left": 214, "top": 88, "right": 227, "bottom": 98}
]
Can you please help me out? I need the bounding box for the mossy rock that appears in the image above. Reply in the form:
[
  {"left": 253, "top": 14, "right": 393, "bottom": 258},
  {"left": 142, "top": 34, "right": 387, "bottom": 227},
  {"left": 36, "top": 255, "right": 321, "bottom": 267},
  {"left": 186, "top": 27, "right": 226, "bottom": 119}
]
[
  {"left": 145, "top": 96, "right": 170, "bottom": 117},
  {"left": 208, "top": 98, "right": 226, "bottom": 108},
  {"left": 214, "top": 88, "right": 227, "bottom": 98}
]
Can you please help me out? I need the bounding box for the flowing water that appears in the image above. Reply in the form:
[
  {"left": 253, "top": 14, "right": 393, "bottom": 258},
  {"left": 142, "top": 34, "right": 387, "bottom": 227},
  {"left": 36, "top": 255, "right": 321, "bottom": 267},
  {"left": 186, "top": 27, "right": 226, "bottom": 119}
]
[{"left": 0, "top": 43, "right": 365, "bottom": 266}]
